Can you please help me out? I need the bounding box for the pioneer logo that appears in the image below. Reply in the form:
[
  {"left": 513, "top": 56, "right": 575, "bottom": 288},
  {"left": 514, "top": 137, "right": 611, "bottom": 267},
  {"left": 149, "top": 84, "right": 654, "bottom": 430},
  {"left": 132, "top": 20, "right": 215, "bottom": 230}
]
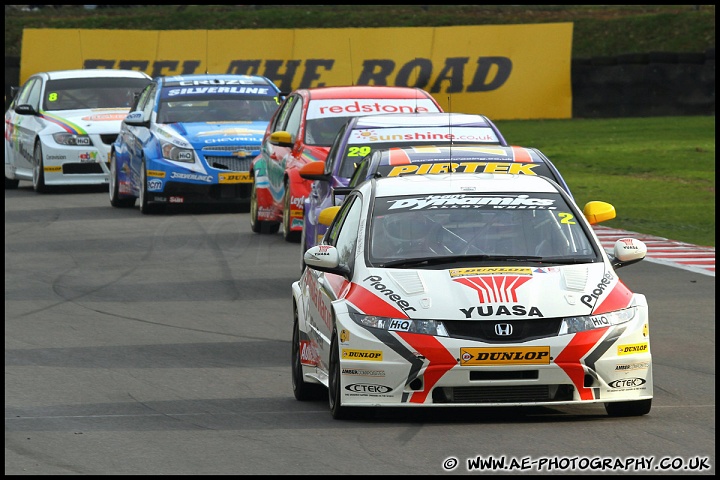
[{"left": 580, "top": 272, "right": 615, "bottom": 308}]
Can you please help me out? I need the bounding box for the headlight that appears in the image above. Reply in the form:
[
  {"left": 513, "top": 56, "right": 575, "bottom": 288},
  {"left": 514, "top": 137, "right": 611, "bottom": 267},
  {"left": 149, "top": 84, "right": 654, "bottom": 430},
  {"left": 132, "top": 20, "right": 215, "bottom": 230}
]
[
  {"left": 160, "top": 139, "right": 195, "bottom": 163},
  {"left": 559, "top": 306, "right": 637, "bottom": 335},
  {"left": 53, "top": 133, "right": 92, "bottom": 146},
  {"left": 349, "top": 312, "right": 448, "bottom": 337}
]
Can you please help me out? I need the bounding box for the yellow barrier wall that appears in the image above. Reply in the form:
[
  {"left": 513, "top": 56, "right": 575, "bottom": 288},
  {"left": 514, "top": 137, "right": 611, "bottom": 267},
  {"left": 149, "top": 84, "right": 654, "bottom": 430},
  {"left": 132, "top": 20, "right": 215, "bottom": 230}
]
[{"left": 21, "top": 23, "right": 573, "bottom": 120}]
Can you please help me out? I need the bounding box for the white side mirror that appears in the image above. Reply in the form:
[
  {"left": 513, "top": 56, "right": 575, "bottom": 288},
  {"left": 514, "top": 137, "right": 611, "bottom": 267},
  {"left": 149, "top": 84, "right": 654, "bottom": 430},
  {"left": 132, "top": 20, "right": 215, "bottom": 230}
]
[{"left": 613, "top": 238, "right": 647, "bottom": 263}]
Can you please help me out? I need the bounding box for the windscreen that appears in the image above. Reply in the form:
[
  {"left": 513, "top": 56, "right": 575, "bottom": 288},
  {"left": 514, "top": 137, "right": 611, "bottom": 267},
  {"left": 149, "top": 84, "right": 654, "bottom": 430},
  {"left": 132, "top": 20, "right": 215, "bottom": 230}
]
[
  {"left": 304, "top": 97, "right": 443, "bottom": 147},
  {"left": 43, "top": 77, "right": 151, "bottom": 111},
  {"left": 339, "top": 125, "right": 502, "bottom": 177},
  {"left": 369, "top": 191, "right": 599, "bottom": 265},
  {"left": 157, "top": 95, "right": 279, "bottom": 123}
]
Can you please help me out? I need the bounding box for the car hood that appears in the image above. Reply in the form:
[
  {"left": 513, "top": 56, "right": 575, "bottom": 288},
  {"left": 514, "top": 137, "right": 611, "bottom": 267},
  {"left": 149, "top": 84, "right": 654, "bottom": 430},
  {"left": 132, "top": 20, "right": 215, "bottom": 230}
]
[
  {"left": 40, "top": 108, "right": 131, "bottom": 133},
  {"left": 344, "top": 262, "right": 630, "bottom": 321},
  {"left": 166, "top": 121, "right": 268, "bottom": 147}
]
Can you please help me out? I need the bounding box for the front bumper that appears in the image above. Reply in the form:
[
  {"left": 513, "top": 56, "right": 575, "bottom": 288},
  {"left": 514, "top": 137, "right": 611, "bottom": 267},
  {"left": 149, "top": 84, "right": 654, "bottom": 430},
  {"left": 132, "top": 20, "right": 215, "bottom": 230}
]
[{"left": 332, "top": 311, "right": 653, "bottom": 408}]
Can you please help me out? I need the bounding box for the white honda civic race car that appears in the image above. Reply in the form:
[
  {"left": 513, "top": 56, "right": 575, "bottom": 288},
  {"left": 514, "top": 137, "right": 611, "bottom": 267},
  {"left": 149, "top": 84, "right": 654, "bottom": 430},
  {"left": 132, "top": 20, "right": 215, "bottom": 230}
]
[
  {"left": 292, "top": 172, "right": 652, "bottom": 419},
  {"left": 4, "top": 68, "right": 151, "bottom": 191}
]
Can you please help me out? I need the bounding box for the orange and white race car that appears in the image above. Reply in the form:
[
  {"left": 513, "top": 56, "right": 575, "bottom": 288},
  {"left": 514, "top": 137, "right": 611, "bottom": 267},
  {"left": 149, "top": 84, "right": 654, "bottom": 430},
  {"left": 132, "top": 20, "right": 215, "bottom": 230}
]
[{"left": 292, "top": 172, "right": 652, "bottom": 420}]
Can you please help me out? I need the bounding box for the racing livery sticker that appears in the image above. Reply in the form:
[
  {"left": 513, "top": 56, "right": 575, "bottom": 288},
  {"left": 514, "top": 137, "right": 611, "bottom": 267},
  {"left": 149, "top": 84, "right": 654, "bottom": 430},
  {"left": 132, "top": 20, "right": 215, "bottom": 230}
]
[
  {"left": 306, "top": 99, "right": 439, "bottom": 119},
  {"left": 554, "top": 328, "right": 609, "bottom": 400},
  {"left": 344, "top": 383, "right": 394, "bottom": 397},
  {"left": 590, "top": 280, "right": 634, "bottom": 315},
  {"left": 342, "top": 349, "right": 383, "bottom": 361},
  {"left": 453, "top": 275, "right": 532, "bottom": 303},
  {"left": 617, "top": 343, "right": 649, "bottom": 355},
  {"left": 343, "top": 276, "right": 414, "bottom": 319},
  {"left": 299, "top": 339, "right": 320, "bottom": 367},
  {"left": 460, "top": 346, "right": 551, "bottom": 365},
  {"left": 395, "top": 332, "right": 456, "bottom": 404},
  {"left": 81, "top": 113, "right": 129, "bottom": 121},
  {"left": 615, "top": 361, "right": 650, "bottom": 371},
  {"left": 218, "top": 172, "right": 251, "bottom": 183},
  {"left": 386, "top": 161, "right": 541, "bottom": 177},
  {"left": 39, "top": 112, "right": 87, "bottom": 135},
  {"left": 450, "top": 267, "right": 534, "bottom": 277},
  {"left": 606, "top": 377, "right": 648, "bottom": 391},
  {"left": 349, "top": 127, "right": 499, "bottom": 144},
  {"left": 342, "top": 368, "right": 385, "bottom": 377},
  {"left": 384, "top": 193, "right": 557, "bottom": 212}
]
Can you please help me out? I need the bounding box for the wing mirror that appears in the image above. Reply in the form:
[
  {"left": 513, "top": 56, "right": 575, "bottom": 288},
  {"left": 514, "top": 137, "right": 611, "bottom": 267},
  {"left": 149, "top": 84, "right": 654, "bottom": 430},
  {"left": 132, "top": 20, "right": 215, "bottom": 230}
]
[
  {"left": 611, "top": 238, "right": 647, "bottom": 268},
  {"left": 583, "top": 201, "right": 616, "bottom": 225}
]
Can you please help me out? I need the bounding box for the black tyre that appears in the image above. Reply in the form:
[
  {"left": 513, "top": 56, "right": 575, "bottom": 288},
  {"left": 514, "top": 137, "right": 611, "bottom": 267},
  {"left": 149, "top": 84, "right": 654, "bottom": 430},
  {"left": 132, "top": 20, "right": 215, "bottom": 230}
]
[
  {"left": 329, "top": 330, "right": 354, "bottom": 420},
  {"left": 32, "top": 142, "right": 48, "bottom": 193},
  {"left": 139, "top": 159, "right": 162, "bottom": 214},
  {"left": 109, "top": 152, "right": 136, "bottom": 208},
  {"left": 605, "top": 399, "right": 652, "bottom": 417},
  {"left": 291, "top": 305, "right": 326, "bottom": 401},
  {"left": 5, "top": 175, "right": 19, "bottom": 189},
  {"left": 250, "top": 179, "right": 279, "bottom": 234},
  {"left": 282, "top": 186, "right": 301, "bottom": 243}
]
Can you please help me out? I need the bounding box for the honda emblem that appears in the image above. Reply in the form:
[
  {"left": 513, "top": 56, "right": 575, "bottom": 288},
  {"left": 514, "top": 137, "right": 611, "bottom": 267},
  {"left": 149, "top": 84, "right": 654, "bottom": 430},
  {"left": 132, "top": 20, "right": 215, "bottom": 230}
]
[{"left": 494, "top": 323, "right": 513, "bottom": 336}]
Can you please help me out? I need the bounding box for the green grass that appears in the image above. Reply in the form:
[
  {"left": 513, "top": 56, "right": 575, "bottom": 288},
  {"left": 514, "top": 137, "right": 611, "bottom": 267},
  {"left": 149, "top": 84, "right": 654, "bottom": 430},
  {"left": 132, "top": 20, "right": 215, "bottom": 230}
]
[
  {"left": 494, "top": 116, "right": 716, "bottom": 247},
  {"left": 4, "top": 5, "right": 715, "bottom": 247}
]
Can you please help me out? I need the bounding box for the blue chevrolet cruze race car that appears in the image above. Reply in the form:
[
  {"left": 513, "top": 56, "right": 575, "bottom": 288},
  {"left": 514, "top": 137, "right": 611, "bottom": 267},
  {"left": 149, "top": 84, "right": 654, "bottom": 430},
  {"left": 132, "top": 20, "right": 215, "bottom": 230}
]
[{"left": 109, "top": 74, "right": 282, "bottom": 213}]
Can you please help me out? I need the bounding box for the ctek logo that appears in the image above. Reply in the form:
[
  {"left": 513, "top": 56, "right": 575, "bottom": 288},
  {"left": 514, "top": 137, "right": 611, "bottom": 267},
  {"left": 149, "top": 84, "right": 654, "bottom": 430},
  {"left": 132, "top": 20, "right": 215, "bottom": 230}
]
[
  {"left": 345, "top": 383, "right": 392, "bottom": 394},
  {"left": 607, "top": 378, "right": 647, "bottom": 389},
  {"left": 453, "top": 275, "right": 532, "bottom": 303}
]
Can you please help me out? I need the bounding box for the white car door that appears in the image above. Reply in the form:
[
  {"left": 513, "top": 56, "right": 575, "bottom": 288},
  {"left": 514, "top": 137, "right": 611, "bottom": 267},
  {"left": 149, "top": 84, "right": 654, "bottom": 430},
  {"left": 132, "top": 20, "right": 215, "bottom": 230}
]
[{"left": 8, "top": 77, "right": 44, "bottom": 176}]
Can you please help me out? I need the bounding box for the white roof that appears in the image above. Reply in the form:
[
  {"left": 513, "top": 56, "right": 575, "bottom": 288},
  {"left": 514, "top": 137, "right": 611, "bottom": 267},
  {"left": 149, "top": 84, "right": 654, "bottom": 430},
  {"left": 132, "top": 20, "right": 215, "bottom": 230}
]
[
  {"left": 41, "top": 69, "right": 151, "bottom": 80},
  {"left": 368, "top": 172, "right": 558, "bottom": 198},
  {"left": 353, "top": 112, "right": 491, "bottom": 128}
]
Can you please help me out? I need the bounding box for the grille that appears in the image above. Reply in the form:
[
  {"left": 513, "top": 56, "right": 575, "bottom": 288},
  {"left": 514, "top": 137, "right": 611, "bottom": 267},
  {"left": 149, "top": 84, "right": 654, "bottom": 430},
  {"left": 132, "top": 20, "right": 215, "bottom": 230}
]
[
  {"left": 469, "top": 370, "right": 538, "bottom": 381},
  {"left": 432, "top": 384, "right": 574, "bottom": 404},
  {"left": 62, "top": 163, "right": 104, "bottom": 174},
  {"left": 202, "top": 145, "right": 258, "bottom": 153},
  {"left": 203, "top": 156, "right": 252, "bottom": 172},
  {"left": 162, "top": 181, "right": 251, "bottom": 200},
  {"left": 100, "top": 134, "right": 118, "bottom": 145},
  {"left": 442, "top": 318, "right": 562, "bottom": 343}
]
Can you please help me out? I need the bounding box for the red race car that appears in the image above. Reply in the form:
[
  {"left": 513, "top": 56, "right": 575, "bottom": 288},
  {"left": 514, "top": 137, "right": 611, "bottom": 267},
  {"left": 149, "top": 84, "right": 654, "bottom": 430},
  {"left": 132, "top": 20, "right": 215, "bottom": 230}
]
[{"left": 249, "top": 85, "right": 443, "bottom": 242}]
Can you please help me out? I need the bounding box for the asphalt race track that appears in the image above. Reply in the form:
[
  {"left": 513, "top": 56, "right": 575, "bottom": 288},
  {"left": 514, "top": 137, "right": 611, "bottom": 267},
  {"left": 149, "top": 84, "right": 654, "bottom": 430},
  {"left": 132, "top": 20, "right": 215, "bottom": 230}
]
[
  {"left": 5, "top": 184, "right": 716, "bottom": 475},
  {"left": 593, "top": 226, "right": 715, "bottom": 278}
]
